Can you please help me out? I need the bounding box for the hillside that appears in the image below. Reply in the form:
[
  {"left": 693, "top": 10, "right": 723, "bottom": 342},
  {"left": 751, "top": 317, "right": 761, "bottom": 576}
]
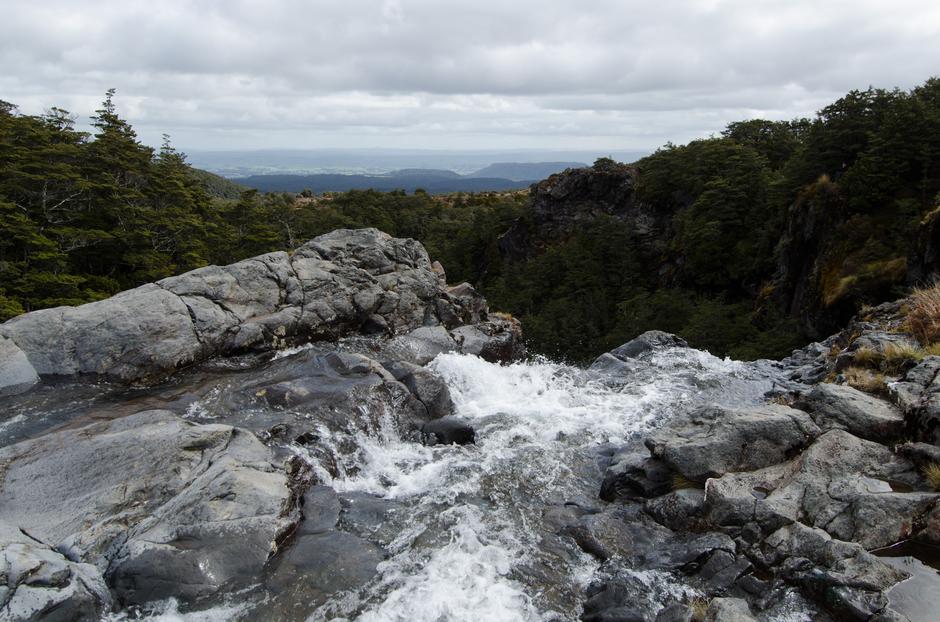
[
  {"left": 187, "top": 167, "right": 247, "bottom": 199},
  {"left": 481, "top": 78, "right": 940, "bottom": 359},
  {"left": 232, "top": 161, "right": 586, "bottom": 194},
  {"left": 235, "top": 172, "right": 533, "bottom": 194}
]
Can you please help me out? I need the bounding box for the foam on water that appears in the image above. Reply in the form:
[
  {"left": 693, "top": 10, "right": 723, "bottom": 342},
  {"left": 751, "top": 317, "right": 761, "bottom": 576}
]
[
  {"left": 104, "top": 346, "right": 785, "bottom": 621},
  {"left": 299, "top": 349, "right": 780, "bottom": 621},
  {"left": 106, "top": 598, "right": 253, "bottom": 621}
]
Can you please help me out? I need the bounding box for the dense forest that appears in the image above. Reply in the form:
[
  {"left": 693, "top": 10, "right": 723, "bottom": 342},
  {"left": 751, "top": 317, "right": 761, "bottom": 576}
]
[
  {"left": 2, "top": 80, "right": 939, "bottom": 360},
  {"left": 0, "top": 90, "right": 522, "bottom": 322}
]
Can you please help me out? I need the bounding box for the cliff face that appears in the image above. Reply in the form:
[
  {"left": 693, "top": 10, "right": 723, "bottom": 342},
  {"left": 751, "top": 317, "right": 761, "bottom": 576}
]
[
  {"left": 493, "top": 159, "right": 940, "bottom": 354},
  {"left": 498, "top": 160, "right": 668, "bottom": 262}
]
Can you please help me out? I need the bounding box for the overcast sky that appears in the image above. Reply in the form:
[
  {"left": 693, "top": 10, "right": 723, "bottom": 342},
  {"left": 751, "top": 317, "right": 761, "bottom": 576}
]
[{"left": 2, "top": 0, "right": 939, "bottom": 152}]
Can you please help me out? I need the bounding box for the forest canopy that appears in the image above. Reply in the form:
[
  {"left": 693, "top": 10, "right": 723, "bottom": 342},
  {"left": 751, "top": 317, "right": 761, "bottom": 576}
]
[{"left": 2, "top": 79, "right": 939, "bottom": 361}]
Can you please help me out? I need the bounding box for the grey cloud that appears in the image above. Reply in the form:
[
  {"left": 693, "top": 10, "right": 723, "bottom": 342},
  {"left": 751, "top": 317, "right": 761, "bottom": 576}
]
[{"left": 1, "top": 0, "right": 938, "bottom": 149}]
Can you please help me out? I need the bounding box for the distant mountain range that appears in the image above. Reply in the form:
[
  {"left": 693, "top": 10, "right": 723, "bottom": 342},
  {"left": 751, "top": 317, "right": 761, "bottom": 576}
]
[
  {"left": 183, "top": 148, "right": 650, "bottom": 178},
  {"left": 234, "top": 162, "right": 588, "bottom": 194}
]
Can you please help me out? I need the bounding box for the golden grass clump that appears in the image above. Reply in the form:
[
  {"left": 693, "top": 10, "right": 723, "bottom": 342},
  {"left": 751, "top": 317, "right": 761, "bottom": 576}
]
[
  {"left": 881, "top": 342, "right": 926, "bottom": 375},
  {"left": 908, "top": 283, "right": 940, "bottom": 345},
  {"left": 851, "top": 346, "right": 883, "bottom": 369},
  {"left": 842, "top": 367, "right": 888, "bottom": 395},
  {"left": 923, "top": 463, "right": 940, "bottom": 491},
  {"left": 688, "top": 597, "right": 710, "bottom": 622}
]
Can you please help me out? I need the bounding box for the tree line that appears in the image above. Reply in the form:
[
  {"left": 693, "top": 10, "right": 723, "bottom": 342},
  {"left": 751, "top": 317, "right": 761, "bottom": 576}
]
[{"left": 2, "top": 80, "right": 939, "bottom": 361}]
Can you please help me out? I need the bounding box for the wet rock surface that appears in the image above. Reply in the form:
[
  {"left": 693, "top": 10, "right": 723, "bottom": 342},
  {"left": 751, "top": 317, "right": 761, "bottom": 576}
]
[
  {"left": 0, "top": 410, "right": 298, "bottom": 606},
  {"left": 4, "top": 236, "right": 940, "bottom": 621},
  {"left": 0, "top": 230, "right": 527, "bottom": 620}
]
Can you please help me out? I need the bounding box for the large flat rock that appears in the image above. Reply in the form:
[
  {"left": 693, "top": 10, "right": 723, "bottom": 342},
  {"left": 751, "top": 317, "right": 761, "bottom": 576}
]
[
  {"left": 645, "top": 404, "right": 821, "bottom": 482},
  {"left": 0, "top": 229, "right": 503, "bottom": 391},
  {"left": 0, "top": 410, "right": 298, "bottom": 606},
  {"left": 798, "top": 383, "right": 904, "bottom": 442}
]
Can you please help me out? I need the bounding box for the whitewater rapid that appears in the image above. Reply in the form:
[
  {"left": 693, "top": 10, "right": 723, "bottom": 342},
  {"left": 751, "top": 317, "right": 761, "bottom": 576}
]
[{"left": 113, "top": 347, "right": 787, "bottom": 622}]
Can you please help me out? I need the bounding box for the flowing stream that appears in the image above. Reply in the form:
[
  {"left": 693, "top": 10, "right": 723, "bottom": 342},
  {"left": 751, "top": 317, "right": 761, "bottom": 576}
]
[
  {"left": 275, "top": 347, "right": 777, "bottom": 621},
  {"left": 15, "top": 345, "right": 792, "bottom": 622}
]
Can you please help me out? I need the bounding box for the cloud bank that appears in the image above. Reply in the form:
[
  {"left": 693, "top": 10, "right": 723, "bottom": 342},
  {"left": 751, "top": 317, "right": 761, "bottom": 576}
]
[{"left": 2, "top": 0, "right": 939, "bottom": 150}]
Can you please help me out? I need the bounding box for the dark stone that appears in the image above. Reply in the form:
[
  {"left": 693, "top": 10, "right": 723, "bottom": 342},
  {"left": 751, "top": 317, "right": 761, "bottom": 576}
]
[
  {"left": 600, "top": 450, "right": 674, "bottom": 501},
  {"left": 609, "top": 331, "right": 689, "bottom": 360},
  {"left": 265, "top": 531, "right": 383, "bottom": 617},
  {"left": 421, "top": 416, "right": 475, "bottom": 445}
]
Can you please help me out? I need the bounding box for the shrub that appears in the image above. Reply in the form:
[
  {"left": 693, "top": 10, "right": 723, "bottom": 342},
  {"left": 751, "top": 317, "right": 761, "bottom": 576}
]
[{"left": 908, "top": 283, "right": 940, "bottom": 345}]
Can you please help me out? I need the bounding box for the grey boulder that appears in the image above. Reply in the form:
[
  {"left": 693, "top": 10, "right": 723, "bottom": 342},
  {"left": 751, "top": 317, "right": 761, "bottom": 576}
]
[
  {"left": 0, "top": 335, "right": 38, "bottom": 397},
  {"left": 0, "top": 410, "right": 298, "bottom": 606},
  {"left": 609, "top": 331, "right": 689, "bottom": 360},
  {"left": 599, "top": 450, "right": 674, "bottom": 501},
  {"left": 645, "top": 404, "right": 821, "bottom": 482},
  {"left": 797, "top": 383, "right": 904, "bottom": 442},
  {"left": 421, "top": 416, "right": 475, "bottom": 445},
  {"left": 0, "top": 521, "right": 111, "bottom": 621},
  {"left": 382, "top": 360, "right": 456, "bottom": 419},
  {"left": 0, "top": 229, "right": 496, "bottom": 389}
]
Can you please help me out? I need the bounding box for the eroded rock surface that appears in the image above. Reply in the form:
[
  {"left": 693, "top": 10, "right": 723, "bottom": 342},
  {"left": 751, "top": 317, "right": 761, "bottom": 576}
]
[
  {"left": 645, "top": 404, "right": 820, "bottom": 482},
  {"left": 0, "top": 521, "right": 111, "bottom": 621},
  {"left": 0, "top": 229, "right": 518, "bottom": 392},
  {"left": 0, "top": 410, "right": 298, "bottom": 606}
]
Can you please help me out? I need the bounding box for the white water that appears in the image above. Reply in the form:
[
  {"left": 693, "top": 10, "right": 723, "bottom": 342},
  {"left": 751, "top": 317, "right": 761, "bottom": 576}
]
[
  {"left": 300, "top": 349, "right": 778, "bottom": 621},
  {"left": 122, "top": 347, "right": 786, "bottom": 621}
]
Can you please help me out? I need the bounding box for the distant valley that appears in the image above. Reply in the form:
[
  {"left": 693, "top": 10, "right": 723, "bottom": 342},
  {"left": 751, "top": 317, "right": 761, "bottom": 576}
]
[{"left": 233, "top": 161, "right": 588, "bottom": 194}]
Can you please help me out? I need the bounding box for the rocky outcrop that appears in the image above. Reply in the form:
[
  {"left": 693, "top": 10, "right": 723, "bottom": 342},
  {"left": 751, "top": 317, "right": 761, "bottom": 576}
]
[
  {"left": 0, "top": 410, "right": 299, "bottom": 606},
  {"left": 797, "top": 383, "right": 905, "bottom": 442},
  {"left": 589, "top": 308, "right": 940, "bottom": 622},
  {"left": 645, "top": 404, "right": 820, "bottom": 482},
  {"left": 892, "top": 356, "right": 940, "bottom": 444},
  {"left": 0, "top": 229, "right": 518, "bottom": 393},
  {"left": 0, "top": 228, "right": 526, "bottom": 619},
  {"left": 705, "top": 430, "right": 935, "bottom": 549},
  {"left": 0, "top": 521, "right": 112, "bottom": 621},
  {"left": 498, "top": 159, "right": 653, "bottom": 261}
]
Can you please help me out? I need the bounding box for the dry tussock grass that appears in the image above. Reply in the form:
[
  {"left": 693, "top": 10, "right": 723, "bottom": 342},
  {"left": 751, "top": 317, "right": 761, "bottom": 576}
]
[
  {"left": 881, "top": 342, "right": 925, "bottom": 374},
  {"left": 909, "top": 283, "right": 940, "bottom": 345},
  {"left": 924, "top": 463, "right": 940, "bottom": 491},
  {"left": 672, "top": 474, "right": 702, "bottom": 491},
  {"left": 842, "top": 367, "right": 888, "bottom": 395},
  {"left": 851, "top": 346, "right": 882, "bottom": 368},
  {"left": 688, "top": 597, "right": 710, "bottom": 622}
]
